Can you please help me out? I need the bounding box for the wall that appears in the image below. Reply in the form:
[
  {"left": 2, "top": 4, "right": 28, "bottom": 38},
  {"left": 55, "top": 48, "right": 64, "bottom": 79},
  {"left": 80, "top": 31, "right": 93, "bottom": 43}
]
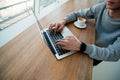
[{"left": 92, "top": 60, "right": 120, "bottom": 80}]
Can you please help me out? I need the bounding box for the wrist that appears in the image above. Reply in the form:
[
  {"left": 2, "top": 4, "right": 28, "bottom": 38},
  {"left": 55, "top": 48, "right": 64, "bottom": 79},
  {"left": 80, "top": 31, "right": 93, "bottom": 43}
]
[
  {"left": 79, "top": 42, "right": 86, "bottom": 53},
  {"left": 61, "top": 19, "right": 67, "bottom": 25}
]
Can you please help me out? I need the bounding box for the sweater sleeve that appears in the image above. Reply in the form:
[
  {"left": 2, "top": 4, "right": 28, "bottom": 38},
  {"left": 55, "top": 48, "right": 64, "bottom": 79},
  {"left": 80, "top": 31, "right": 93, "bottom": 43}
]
[
  {"left": 64, "top": 3, "right": 104, "bottom": 22},
  {"left": 84, "top": 37, "right": 120, "bottom": 61}
]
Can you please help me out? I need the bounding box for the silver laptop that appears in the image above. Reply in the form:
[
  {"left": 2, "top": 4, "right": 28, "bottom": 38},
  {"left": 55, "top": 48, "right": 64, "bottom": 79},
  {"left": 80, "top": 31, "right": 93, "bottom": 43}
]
[
  {"left": 33, "top": 11, "right": 77, "bottom": 60},
  {"left": 41, "top": 27, "right": 77, "bottom": 60}
]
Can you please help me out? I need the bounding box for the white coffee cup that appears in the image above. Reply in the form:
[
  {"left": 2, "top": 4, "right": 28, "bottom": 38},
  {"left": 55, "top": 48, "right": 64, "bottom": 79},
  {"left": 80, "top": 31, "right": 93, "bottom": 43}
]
[{"left": 77, "top": 17, "right": 86, "bottom": 26}]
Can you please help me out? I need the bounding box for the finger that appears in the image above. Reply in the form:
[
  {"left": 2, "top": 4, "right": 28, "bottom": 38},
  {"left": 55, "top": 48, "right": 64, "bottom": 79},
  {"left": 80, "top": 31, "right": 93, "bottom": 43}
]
[
  {"left": 49, "top": 24, "right": 55, "bottom": 31},
  {"left": 56, "top": 39, "right": 66, "bottom": 44},
  {"left": 57, "top": 25, "right": 64, "bottom": 32},
  {"left": 56, "top": 39, "right": 61, "bottom": 43},
  {"left": 54, "top": 23, "right": 59, "bottom": 35},
  {"left": 56, "top": 39, "right": 63, "bottom": 43},
  {"left": 56, "top": 41, "right": 63, "bottom": 46},
  {"left": 49, "top": 24, "right": 52, "bottom": 31},
  {"left": 60, "top": 46, "right": 68, "bottom": 50},
  {"left": 56, "top": 39, "right": 66, "bottom": 43},
  {"left": 56, "top": 41, "right": 68, "bottom": 49}
]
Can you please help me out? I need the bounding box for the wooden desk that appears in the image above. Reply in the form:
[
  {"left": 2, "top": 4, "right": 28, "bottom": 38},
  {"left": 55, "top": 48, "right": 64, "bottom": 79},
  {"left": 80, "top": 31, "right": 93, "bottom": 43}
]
[{"left": 0, "top": 0, "right": 95, "bottom": 80}]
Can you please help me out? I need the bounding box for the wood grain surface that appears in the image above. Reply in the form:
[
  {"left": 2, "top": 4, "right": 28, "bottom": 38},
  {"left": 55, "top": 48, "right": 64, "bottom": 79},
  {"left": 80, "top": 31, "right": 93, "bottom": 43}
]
[{"left": 0, "top": 0, "right": 96, "bottom": 80}]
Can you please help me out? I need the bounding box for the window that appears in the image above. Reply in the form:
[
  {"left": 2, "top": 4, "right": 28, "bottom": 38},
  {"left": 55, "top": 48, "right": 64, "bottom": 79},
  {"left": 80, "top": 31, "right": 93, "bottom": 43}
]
[
  {"left": 0, "top": 0, "right": 67, "bottom": 30},
  {"left": 34, "top": 0, "right": 68, "bottom": 19},
  {"left": 40, "top": 0, "right": 67, "bottom": 10},
  {"left": 0, "top": 0, "right": 68, "bottom": 47},
  {"left": 40, "top": 0, "right": 56, "bottom": 9},
  {"left": 0, "top": 0, "right": 33, "bottom": 30}
]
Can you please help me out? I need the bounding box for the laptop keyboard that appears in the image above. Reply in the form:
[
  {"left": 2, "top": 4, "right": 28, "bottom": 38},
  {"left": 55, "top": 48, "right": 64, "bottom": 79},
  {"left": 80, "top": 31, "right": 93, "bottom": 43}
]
[{"left": 43, "top": 29, "right": 70, "bottom": 56}]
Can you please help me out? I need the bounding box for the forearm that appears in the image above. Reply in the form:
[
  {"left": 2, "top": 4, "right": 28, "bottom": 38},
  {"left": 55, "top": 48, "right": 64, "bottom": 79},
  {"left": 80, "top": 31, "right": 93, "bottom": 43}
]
[
  {"left": 84, "top": 37, "right": 120, "bottom": 61},
  {"left": 64, "top": 8, "right": 95, "bottom": 23},
  {"left": 63, "top": 3, "right": 105, "bottom": 23}
]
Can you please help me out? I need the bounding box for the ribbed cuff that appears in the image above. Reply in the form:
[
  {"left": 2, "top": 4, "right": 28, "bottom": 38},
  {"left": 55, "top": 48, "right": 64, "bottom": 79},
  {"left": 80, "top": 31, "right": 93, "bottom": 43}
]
[{"left": 84, "top": 43, "right": 94, "bottom": 56}]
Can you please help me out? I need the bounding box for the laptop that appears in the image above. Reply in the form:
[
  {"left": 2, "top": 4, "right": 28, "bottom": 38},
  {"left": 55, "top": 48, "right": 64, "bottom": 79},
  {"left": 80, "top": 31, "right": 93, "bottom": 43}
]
[
  {"left": 41, "top": 27, "right": 77, "bottom": 60},
  {"left": 33, "top": 11, "right": 77, "bottom": 60}
]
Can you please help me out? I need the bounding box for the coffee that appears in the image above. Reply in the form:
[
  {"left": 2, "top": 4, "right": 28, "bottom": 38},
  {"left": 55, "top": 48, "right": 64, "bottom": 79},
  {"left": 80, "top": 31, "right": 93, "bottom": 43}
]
[
  {"left": 74, "top": 17, "right": 87, "bottom": 28},
  {"left": 78, "top": 18, "right": 85, "bottom": 21},
  {"left": 77, "top": 17, "right": 86, "bottom": 26}
]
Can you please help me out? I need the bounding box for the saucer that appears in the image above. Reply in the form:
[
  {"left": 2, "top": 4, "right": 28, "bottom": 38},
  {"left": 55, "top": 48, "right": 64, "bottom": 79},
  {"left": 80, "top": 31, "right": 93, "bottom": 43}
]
[{"left": 74, "top": 21, "right": 86, "bottom": 28}]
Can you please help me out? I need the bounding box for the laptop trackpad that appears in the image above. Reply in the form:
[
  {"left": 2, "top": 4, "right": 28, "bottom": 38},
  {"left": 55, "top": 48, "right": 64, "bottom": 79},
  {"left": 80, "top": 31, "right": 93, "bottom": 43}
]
[{"left": 61, "top": 26, "right": 74, "bottom": 37}]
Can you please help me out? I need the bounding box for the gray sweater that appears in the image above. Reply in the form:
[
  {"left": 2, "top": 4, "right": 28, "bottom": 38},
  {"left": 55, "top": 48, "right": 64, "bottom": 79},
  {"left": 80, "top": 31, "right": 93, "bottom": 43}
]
[{"left": 64, "top": 3, "right": 120, "bottom": 61}]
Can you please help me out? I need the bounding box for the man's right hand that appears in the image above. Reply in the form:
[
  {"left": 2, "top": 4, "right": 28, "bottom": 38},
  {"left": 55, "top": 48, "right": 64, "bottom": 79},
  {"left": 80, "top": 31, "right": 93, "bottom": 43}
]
[{"left": 49, "top": 19, "right": 67, "bottom": 34}]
